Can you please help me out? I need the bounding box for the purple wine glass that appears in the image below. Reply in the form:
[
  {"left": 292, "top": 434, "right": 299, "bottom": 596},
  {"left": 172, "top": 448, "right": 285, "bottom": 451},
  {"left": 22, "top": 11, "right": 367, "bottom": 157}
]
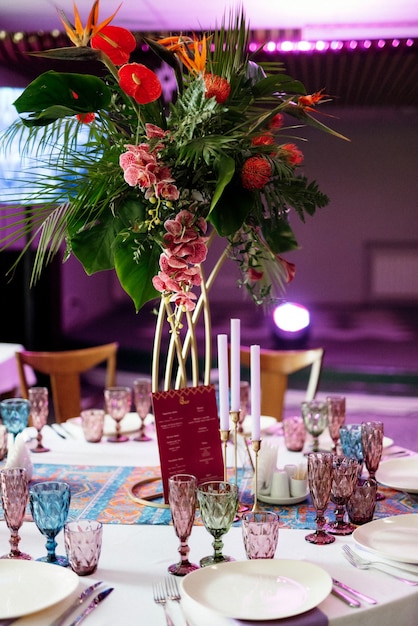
[
  {"left": 305, "top": 452, "right": 335, "bottom": 545},
  {"left": 361, "top": 421, "right": 385, "bottom": 501},
  {"left": 0, "top": 468, "right": 31, "bottom": 560},
  {"left": 168, "top": 474, "right": 199, "bottom": 576},
  {"left": 326, "top": 455, "right": 359, "bottom": 535}
]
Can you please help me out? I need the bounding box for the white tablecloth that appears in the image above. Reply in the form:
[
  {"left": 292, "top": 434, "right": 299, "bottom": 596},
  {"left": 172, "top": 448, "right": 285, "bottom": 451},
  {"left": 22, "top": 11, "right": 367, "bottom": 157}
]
[
  {"left": 1, "top": 420, "right": 418, "bottom": 626},
  {"left": 0, "top": 343, "right": 36, "bottom": 395}
]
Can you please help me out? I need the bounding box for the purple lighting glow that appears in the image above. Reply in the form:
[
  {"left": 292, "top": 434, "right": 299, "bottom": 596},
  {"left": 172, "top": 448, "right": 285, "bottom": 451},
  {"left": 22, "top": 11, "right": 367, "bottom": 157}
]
[
  {"left": 255, "top": 37, "right": 414, "bottom": 54},
  {"left": 273, "top": 303, "right": 310, "bottom": 333}
]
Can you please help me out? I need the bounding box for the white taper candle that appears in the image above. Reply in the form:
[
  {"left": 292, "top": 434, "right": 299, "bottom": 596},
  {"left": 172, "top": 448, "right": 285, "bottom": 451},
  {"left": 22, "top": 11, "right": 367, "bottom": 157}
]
[
  {"left": 230, "top": 319, "right": 241, "bottom": 412},
  {"left": 217, "top": 334, "right": 230, "bottom": 431},
  {"left": 250, "top": 344, "right": 261, "bottom": 440}
]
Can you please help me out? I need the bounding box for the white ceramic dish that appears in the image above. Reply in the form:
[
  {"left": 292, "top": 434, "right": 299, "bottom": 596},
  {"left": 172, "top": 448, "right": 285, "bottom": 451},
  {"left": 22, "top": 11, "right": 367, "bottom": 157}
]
[
  {"left": 376, "top": 457, "right": 418, "bottom": 493},
  {"left": 257, "top": 491, "right": 309, "bottom": 505},
  {"left": 181, "top": 559, "right": 332, "bottom": 620},
  {"left": 67, "top": 412, "right": 152, "bottom": 436},
  {"left": 353, "top": 514, "right": 418, "bottom": 564},
  {"left": 241, "top": 415, "right": 277, "bottom": 436},
  {"left": 0, "top": 559, "right": 79, "bottom": 619}
]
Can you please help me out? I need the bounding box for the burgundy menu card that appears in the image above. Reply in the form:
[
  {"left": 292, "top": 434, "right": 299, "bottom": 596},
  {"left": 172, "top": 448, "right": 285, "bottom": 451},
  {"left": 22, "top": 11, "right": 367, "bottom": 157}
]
[{"left": 152, "top": 385, "right": 224, "bottom": 502}]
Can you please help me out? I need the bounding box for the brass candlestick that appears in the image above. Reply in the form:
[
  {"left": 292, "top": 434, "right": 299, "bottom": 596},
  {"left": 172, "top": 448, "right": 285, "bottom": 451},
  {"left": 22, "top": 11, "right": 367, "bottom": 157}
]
[
  {"left": 229, "top": 410, "right": 240, "bottom": 485},
  {"left": 251, "top": 439, "right": 262, "bottom": 512},
  {"left": 219, "top": 429, "right": 230, "bottom": 482}
]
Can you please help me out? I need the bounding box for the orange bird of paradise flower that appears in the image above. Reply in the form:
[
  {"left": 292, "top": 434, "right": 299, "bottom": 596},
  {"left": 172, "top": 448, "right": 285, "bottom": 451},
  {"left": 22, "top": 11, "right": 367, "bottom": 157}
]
[
  {"left": 158, "top": 34, "right": 209, "bottom": 74},
  {"left": 59, "top": 0, "right": 122, "bottom": 47}
]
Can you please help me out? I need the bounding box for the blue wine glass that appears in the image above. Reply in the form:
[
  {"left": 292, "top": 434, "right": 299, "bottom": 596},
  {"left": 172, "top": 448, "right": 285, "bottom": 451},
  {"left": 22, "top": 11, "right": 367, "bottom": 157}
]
[
  {"left": 339, "top": 424, "right": 364, "bottom": 475},
  {"left": 29, "top": 481, "right": 71, "bottom": 566},
  {"left": 0, "top": 398, "right": 30, "bottom": 440}
]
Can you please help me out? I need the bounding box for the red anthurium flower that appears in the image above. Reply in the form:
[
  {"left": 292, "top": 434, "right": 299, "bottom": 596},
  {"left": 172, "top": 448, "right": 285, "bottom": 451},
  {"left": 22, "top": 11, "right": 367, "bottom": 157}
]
[
  {"left": 118, "top": 63, "right": 162, "bottom": 104},
  {"left": 241, "top": 155, "right": 272, "bottom": 191},
  {"left": 76, "top": 112, "right": 95, "bottom": 123},
  {"left": 91, "top": 25, "right": 136, "bottom": 65}
]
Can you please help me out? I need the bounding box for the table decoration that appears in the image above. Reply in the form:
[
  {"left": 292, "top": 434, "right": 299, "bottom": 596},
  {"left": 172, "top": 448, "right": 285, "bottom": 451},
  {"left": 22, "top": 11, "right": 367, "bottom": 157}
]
[
  {"left": 0, "top": 467, "right": 31, "bottom": 560},
  {"left": 180, "top": 559, "right": 333, "bottom": 620},
  {"left": 361, "top": 420, "right": 385, "bottom": 500},
  {"left": 29, "top": 480, "right": 71, "bottom": 566},
  {"left": 0, "top": 0, "right": 347, "bottom": 393},
  {"left": 0, "top": 398, "right": 30, "bottom": 440},
  {"left": 0, "top": 560, "right": 79, "bottom": 620}
]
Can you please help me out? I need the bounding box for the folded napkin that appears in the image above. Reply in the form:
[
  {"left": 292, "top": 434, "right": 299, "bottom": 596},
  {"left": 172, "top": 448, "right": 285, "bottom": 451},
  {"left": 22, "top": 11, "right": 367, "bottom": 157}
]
[
  {"left": 5, "top": 432, "right": 33, "bottom": 480},
  {"left": 251, "top": 441, "right": 279, "bottom": 494}
]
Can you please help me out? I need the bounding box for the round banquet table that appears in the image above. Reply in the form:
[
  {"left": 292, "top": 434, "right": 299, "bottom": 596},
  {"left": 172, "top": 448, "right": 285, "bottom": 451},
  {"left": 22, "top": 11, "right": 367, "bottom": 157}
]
[{"left": 0, "top": 418, "right": 417, "bottom": 626}]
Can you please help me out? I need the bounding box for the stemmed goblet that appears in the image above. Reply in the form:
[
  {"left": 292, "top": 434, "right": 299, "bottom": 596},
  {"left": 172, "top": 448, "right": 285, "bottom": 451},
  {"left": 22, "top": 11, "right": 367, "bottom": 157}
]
[
  {"left": 104, "top": 386, "right": 132, "bottom": 443},
  {"left": 133, "top": 377, "right": 152, "bottom": 442},
  {"left": 305, "top": 452, "right": 335, "bottom": 545},
  {"left": 326, "top": 456, "right": 359, "bottom": 535},
  {"left": 0, "top": 468, "right": 31, "bottom": 560},
  {"left": 0, "top": 398, "right": 30, "bottom": 440},
  {"left": 361, "top": 421, "right": 385, "bottom": 501},
  {"left": 327, "top": 395, "right": 346, "bottom": 452},
  {"left": 197, "top": 481, "right": 238, "bottom": 567},
  {"left": 29, "top": 481, "right": 71, "bottom": 566},
  {"left": 339, "top": 424, "right": 364, "bottom": 474},
  {"left": 28, "top": 387, "right": 50, "bottom": 453},
  {"left": 168, "top": 474, "right": 199, "bottom": 576},
  {"left": 301, "top": 400, "right": 328, "bottom": 453}
]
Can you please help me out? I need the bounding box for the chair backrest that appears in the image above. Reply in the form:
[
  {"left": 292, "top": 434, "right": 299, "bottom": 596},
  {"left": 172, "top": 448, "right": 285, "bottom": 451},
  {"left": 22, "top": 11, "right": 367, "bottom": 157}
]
[
  {"left": 240, "top": 347, "right": 324, "bottom": 420},
  {"left": 15, "top": 342, "right": 118, "bottom": 423}
]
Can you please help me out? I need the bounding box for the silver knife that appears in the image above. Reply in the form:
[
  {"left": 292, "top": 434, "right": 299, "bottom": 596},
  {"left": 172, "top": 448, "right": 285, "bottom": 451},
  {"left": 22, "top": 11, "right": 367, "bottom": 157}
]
[
  {"left": 68, "top": 588, "right": 114, "bottom": 626},
  {"left": 332, "top": 578, "right": 377, "bottom": 605},
  {"left": 50, "top": 581, "right": 104, "bottom": 626},
  {"left": 332, "top": 586, "right": 361, "bottom": 608}
]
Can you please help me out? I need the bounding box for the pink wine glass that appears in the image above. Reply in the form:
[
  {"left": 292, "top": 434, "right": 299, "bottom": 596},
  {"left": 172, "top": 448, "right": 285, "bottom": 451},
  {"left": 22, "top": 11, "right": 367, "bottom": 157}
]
[
  {"left": 104, "top": 386, "right": 132, "bottom": 443},
  {"left": 0, "top": 468, "right": 31, "bottom": 560},
  {"left": 168, "top": 474, "right": 199, "bottom": 576},
  {"left": 133, "top": 377, "right": 152, "bottom": 442},
  {"left": 361, "top": 420, "right": 385, "bottom": 501},
  {"left": 326, "top": 455, "right": 359, "bottom": 535},
  {"left": 305, "top": 452, "right": 335, "bottom": 545},
  {"left": 28, "top": 386, "right": 50, "bottom": 453},
  {"left": 327, "top": 395, "right": 346, "bottom": 452}
]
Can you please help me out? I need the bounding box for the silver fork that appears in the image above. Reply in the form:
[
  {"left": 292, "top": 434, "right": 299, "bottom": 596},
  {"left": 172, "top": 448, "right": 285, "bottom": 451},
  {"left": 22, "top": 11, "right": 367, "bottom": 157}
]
[
  {"left": 165, "top": 576, "right": 191, "bottom": 626},
  {"left": 153, "top": 582, "right": 175, "bottom": 626},
  {"left": 342, "top": 544, "right": 418, "bottom": 585}
]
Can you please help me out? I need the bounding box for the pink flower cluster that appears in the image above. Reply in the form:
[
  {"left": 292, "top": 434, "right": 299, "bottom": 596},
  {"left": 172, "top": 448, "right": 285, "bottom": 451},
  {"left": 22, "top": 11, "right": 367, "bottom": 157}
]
[
  {"left": 152, "top": 210, "right": 208, "bottom": 311},
  {"left": 119, "top": 124, "right": 179, "bottom": 201}
]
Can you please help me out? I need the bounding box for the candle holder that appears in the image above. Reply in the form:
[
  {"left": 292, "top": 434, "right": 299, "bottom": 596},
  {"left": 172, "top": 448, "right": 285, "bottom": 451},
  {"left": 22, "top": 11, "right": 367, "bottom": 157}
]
[
  {"left": 219, "top": 429, "right": 230, "bottom": 482},
  {"left": 229, "top": 410, "right": 240, "bottom": 485},
  {"left": 251, "top": 439, "right": 262, "bottom": 512}
]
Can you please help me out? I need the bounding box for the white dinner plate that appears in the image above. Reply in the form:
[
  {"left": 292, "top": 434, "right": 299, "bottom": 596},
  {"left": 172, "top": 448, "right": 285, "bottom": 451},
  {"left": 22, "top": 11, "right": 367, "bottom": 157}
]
[
  {"left": 67, "top": 412, "right": 152, "bottom": 436},
  {"left": 181, "top": 559, "right": 332, "bottom": 620},
  {"left": 0, "top": 559, "right": 79, "bottom": 619},
  {"left": 376, "top": 457, "right": 418, "bottom": 493},
  {"left": 353, "top": 514, "right": 418, "bottom": 564},
  {"left": 257, "top": 491, "right": 309, "bottom": 505},
  {"left": 241, "top": 415, "right": 277, "bottom": 436}
]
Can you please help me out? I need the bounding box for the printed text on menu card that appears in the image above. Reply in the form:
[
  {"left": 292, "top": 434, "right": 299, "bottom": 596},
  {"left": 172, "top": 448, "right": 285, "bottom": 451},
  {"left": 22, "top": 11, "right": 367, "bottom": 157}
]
[{"left": 152, "top": 385, "right": 224, "bottom": 502}]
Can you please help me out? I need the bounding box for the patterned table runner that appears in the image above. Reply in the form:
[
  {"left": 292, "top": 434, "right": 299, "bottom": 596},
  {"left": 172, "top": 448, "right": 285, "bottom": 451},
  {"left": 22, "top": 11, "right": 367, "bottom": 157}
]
[{"left": 1, "top": 463, "right": 415, "bottom": 526}]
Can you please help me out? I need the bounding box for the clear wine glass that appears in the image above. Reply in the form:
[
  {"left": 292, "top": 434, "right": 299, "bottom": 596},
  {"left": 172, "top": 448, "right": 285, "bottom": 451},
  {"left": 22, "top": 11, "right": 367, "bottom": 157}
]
[
  {"left": 0, "top": 468, "right": 31, "bottom": 560},
  {"left": 28, "top": 387, "right": 50, "bottom": 453},
  {"left": 361, "top": 420, "right": 385, "bottom": 501},
  {"left": 167, "top": 474, "right": 199, "bottom": 576},
  {"left": 0, "top": 398, "right": 30, "bottom": 440},
  {"left": 197, "top": 481, "right": 238, "bottom": 567},
  {"left": 305, "top": 452, "right": 335, "bottom": 545},
  {"left": 133, "top": 378, "right": 152, "bottom": 442},
  {"left": 104, "top": 386, "right": 132, "bottom": 443},
  {"left": 29, "top": 481, "right": 71, "bottom": 566},
  {"left": 301, "top": 400, "right": 328, "bottom": 452},
  {"left": 326, "top": 395, "right": 346, "bottom": 452},
  {"left": 326, "top": 455, "right": 359, "bottom": 535}
]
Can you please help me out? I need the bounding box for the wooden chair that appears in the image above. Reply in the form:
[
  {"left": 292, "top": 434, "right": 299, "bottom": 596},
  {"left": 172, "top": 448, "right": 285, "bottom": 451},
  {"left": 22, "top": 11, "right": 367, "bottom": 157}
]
[
  {"left": 240, "top": 347, "right": 324, "bottom": 421},
  {"left": 15, "top": 342, "right": 118, "bottom": 423}
]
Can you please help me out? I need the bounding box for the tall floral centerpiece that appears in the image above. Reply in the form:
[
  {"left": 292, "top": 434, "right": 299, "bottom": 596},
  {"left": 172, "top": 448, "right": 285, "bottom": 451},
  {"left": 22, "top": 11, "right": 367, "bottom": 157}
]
[{"left": 1, "top": 1, "right": 347, "bottom": 391}]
